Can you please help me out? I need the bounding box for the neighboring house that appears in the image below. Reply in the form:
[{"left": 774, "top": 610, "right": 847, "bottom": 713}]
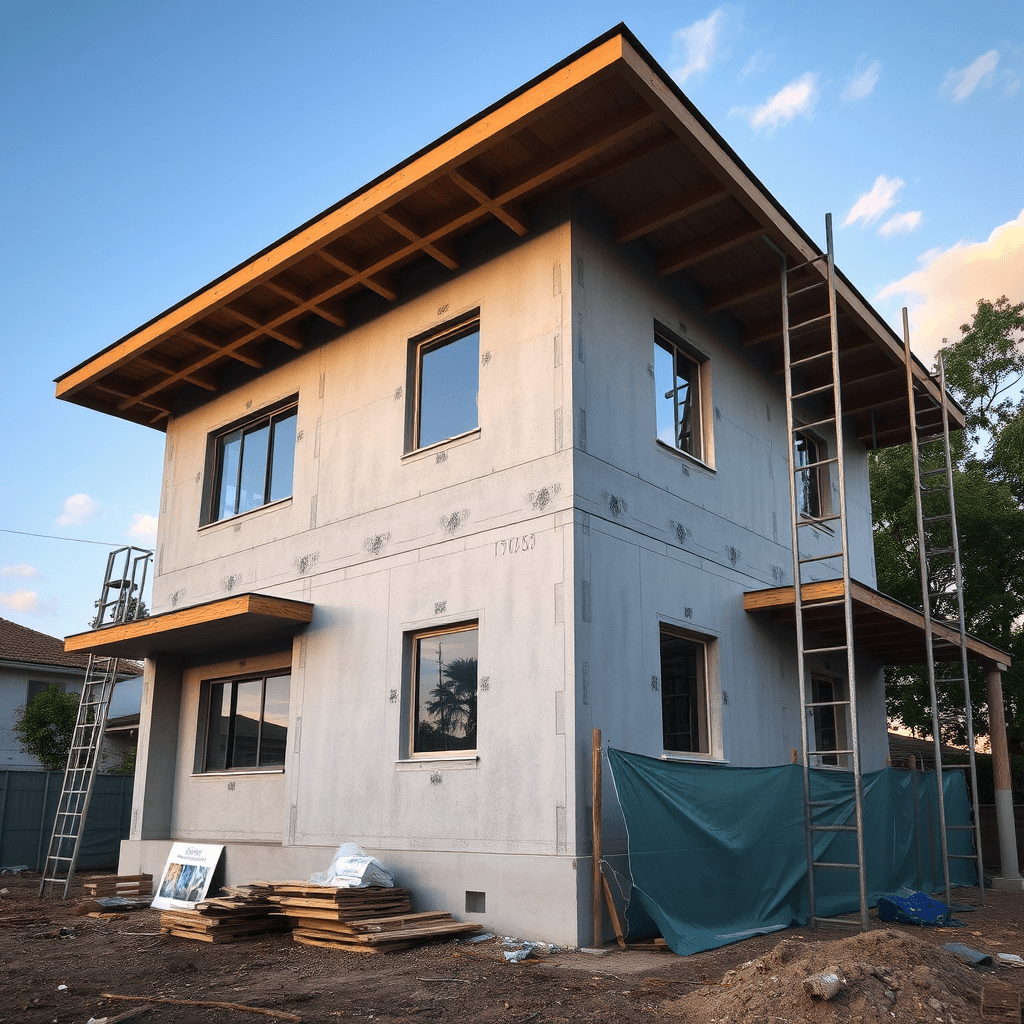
[
  {"left": 0, "top": 617, "right": 141, "bottom": 772},
  {"left": 54, "top": 27, "right": 1015, "bottom": 943}
]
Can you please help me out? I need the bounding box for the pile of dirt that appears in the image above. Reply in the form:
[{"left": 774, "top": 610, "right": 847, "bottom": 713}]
[{"left": 662, "top": 928, "right": 987, "bottom": 1023}]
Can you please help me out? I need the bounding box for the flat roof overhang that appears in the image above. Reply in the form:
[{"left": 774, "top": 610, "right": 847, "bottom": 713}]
[
  {"left": 54, "top": 25, "right": 962, "bottom": 449},
  {"left": 744, "top": 579, "right": 1011, "bottom": 670},
  {"left": 63, "top": 593, "right": 313, "bottom": 660}
]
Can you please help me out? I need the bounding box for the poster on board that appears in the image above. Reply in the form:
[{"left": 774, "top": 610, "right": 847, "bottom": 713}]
[{"left": 151, "top": 843, "right": 224, "bottom": 910}]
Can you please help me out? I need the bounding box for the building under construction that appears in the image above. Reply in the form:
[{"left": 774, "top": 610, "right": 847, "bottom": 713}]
[{"left": 51, "top": 25, "right": 1018, "bottom": 947}]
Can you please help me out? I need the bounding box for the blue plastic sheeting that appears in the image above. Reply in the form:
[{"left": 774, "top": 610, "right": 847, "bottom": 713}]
[
  {"left": 607, "top": 749, "right": 975, "bottom": 955},
  {"left": 877, "top": 888, "right": 959, "bottom": 926}
]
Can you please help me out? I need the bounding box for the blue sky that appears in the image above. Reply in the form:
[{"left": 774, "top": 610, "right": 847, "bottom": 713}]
[{"left": 2, "top": 0, "right": 1022, "bottom": 641}]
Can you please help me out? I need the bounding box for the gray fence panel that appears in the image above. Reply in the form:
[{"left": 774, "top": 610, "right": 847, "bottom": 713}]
[{"left": 0, "top": 771, "right": 133, "bottom": 871}]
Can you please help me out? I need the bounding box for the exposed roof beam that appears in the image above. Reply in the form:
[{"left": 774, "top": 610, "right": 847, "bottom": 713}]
[
  {"left": 137, "top": 352, "right": 218, "bottom": 392},
  {"left": 614, "top": 178, "right": 729, "bottom": 244},
  {"left": 656, "top": 217, "right": 764, "bottom": 276},
  {"left": 449, "top": 164, "right": 529, "bottom": 236},
  {"left": 316, "top": 246, "right": 400, "bottom": 302},
  {"left": 313, "top": 298, "right": 349, "bottom": 328},
  {"left": 222, "top": 301, "right": 305, "bottom": 350},
  {"left": 95, "top": 380, "right": 174, "bottom": 415},
  {"left": 379, "top": 208, "right": 459, "bottom": 270},
  {"left": 177, "top": 324, "right": 265, "bottom": 368}
]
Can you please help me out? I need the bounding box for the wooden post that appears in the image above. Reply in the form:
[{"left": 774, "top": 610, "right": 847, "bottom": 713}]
[
  {"left": 985, "top": 664, "right": 1023, "bottom": 886},
  {"left": 592, "top": 727, "right": 603, "bottom": 948}
]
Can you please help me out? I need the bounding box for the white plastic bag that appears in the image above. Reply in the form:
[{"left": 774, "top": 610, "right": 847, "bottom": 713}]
[{"left": 310, "top": 842, "right": 393, "bottom": 888}]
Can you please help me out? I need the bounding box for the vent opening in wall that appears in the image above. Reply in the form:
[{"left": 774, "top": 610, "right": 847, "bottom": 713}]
[{"left": 465, "top": 891, "right": 486, "bottom": 914}]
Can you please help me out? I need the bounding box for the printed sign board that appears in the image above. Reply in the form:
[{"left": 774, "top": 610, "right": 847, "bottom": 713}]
[{"left": 151, "top": 842, "right": 224, "bottom": 910}]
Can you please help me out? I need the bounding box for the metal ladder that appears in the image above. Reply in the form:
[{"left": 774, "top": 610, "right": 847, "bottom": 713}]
[
  {"left": 902, "top": 310, "right": 985, "bottom": 907},
  {"left": 780, "top": 213, "right": 868, "bottom": 929},
  {"left": 40, "top": 546, "right": 151, "bottom": 898}
]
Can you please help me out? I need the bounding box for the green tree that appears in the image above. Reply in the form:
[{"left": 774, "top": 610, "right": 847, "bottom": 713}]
[
  {"left": 14, "top": 685, "right": 80, "bottom": 771},
  {"left": 870, "top": 297, "right": 1024, "bottom": 751}
]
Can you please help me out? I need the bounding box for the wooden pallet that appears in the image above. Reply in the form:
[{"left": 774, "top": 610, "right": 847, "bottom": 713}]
[
  {"left": 982, "top": 982, "right": 1022, "bottom": 1022},
  {"left": 83, "top": 874, "right": 153, "bottom": 897}
]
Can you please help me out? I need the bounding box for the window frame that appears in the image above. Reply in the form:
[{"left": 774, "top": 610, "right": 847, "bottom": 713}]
[
  {"left": 198, "top": 670, "right": 291, "bottom": 774},
  {"left": 810, "top": 673, "right": 847, "bottom": 769},
  {"left": 658, "top": 623, "right": 712, "bottom": 756},
  {"left": 203, "top": 398, "right": 298, "bottom": 526},
  {"left": 653, "top": 326, "right": 713, "bottom": 468},
  {"left": 793, "top": 428, "right": 831, "bottom": 523},
  {"left": 405, "top": 312, "right": 481, "bottom": 454},
  {"left": 405, "top": 620, "right": 479, "bottom": 759}
]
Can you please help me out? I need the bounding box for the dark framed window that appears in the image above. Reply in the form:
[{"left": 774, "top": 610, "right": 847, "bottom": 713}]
[
  {"left": 794, "top": 431, "right": 827, "bottom": 519},
  {"left": 659, "top": 626, "right": 709, "bottom": 753},
  {"left": 654, "top": 332, "right": 705, "bottom": 460},
  {"left": 210, "top": 404, "right": 297, "bottom": 522},
  {"left": 202, "top": 672, "right": 290, "bottom": 771},
  {"left": 410, "top": 623, "right": 478, "bottom": 754},
  {"left": 811, "top": 676, "right": 841, "bottom": 767},
  {"left": 409, "top": 320, "right": 479, "bottom": 450}
]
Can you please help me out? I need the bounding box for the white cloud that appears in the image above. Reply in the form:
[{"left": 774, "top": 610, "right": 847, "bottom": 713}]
[
  {"left": 843, "top": 175, "right": 904, "bottom": 228},
  {"left": 1, "top": 564, "right": 40, "bottom": 578},
  {"left": 127, "top": 513, "right": 158, "bottom": 544},
  {"left": 55, "top": 493, "right": 102, "bottom": 528},
  {"left": 878, "top": 210, "right": 923, "bottom": 237},
  {"left": 876, "top": 209, "right": 1024, "bottom": 364},
  {"left": 944, "top": 49, "right": 1000, "bottom": 101},
  {"left": 747, "top": 72, "right": 819, "bottom": 131},
  {"left": 0, "top": 589, "right": 52, "bottom": 616},
  {"left": 671, "top": 9, "right": 725, "bottom": 84},
  {"left": 842, "top": 60, "right": 881, "bottom": 102},
  {"left": 738, "top": 49, "right": 771, "bottom": 82}
]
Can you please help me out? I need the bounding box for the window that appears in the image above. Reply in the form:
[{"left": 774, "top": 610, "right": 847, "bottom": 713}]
[
  {"left": 409, "top": 623, "right": 478, "bottom": 754},
  {"left": 27, "top": 679, "right": 80, "bottom": 704},
  {"left": 202, "top": 672, "right": 290, "bottom": 771},
  {"left": 794, "top": 431, "right": 828, "bottom": 520},
  {"left": 409, "top": 319, "right": 479, "bottom": 450},
  {"left": 659, "top": 625, "right": 709, "bottom": 753},
  {"left": 654, "top": 331, "right": 706, "bottom": 461},
  {"left": 810, "top": 675, "right": 843, "bottom": 767},
  {"left": 210, "top": 403, "right": 297, "bottom": 523}
]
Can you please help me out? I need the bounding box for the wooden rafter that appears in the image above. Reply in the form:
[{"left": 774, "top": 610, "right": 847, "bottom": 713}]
[
  {"left": 614, "top": 178, "right": 729, "bottom": 244},
  {"left": 379, "top": 207, "right": 460, "bottom": 270},
  {"left": 448, "top": 165, "right": 529, "bottom": 236},
  {"left": 656, "top": 217, "right": 764, "bottom": 277}
]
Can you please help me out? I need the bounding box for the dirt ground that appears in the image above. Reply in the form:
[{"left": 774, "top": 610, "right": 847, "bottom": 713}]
[{"left": 1, "top": 875, "right": 1022, "bottom": 1024}]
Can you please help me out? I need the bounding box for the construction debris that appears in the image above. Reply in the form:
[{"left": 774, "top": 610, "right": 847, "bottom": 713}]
[
  {"left": 82, "top": 874, "right": 153, "bottom": 898},
  {"left": 159, "top": 893, "right": 285, "bottom": 943},
  {"left": 291, "top": 910, "right": 481, "bottom": 953}
]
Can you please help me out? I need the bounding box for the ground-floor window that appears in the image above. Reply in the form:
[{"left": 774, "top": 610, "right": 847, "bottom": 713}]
[
  {"left": 202, "top": 672, "right": 290, "bottom": 771},
  {"left": 811, "top": 675, "right": 842, "bottom": 767},
  {"left": 659, "top": 625, "right": 710, "bottom": 754},
  {"left": 409, "top": 623, "right": 478, "bottom": 755}
]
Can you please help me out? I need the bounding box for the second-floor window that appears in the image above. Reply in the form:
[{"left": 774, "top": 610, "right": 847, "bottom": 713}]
[
  {"left": 409, "top": 318, "right": 480, "bottom": 451},
  {"left": 794, "top": 430, "right": 828, "bottom": 520},
  {"left": 210, "top": 403, "right": 297, "bottom": 522},
  {"left": 654, "top": 330, "right": 708, "bottom": 463}
]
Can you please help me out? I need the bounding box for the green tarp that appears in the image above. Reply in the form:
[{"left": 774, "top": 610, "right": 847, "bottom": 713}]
[{"left": 607, "top": 748, "right": 975, "bottom": 955}]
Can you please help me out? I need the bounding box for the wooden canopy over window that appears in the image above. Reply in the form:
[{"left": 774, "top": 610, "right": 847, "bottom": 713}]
[
  {"left": 55, "top": 26, "right": 961, "bottom": 447},
  {"left": 743, "top": 579, "right": 1011, "bottom": 669},
  {"left": 63, "top": 593, "right": 313, "bottom": 660}
]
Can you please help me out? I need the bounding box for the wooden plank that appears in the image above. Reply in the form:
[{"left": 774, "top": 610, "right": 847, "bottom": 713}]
[
  {"left": 614, "top": 178, "right": 729, "bottom": 244},
  {"left": 601, "top": 874, "right": 626, "bottom": 950},
  {"left": 656, "top": 218, "right": 764, "bottom": 276}
]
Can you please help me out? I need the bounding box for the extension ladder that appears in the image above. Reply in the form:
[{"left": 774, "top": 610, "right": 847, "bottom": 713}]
[
  {"left": 780, "top": 213, "right": 868, "bottom": 929},
  {"left": 902, "top": 312, "right": 985, "bottom": 906},
  {"left": 39, "top": 546, "right": 151, "bottom": 898}
]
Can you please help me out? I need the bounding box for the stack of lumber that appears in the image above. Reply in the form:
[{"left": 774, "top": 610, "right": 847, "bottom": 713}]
[
  {"left": 159, "top": 893, "right": 286, "bottom": 944},
  {"left": 257, "top": 881, "right": 414, "bottom": 922},
  {"left": 290, "top": 909, "right": 483, "bottom": 953},
  {"left": 83, "top": 873, "right": 153, "bottom": 898}
]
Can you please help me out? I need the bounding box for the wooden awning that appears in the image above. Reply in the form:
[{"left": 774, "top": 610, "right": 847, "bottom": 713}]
[
  {"left": 743, "top": 579, "right": 1011, "bottom": 669},
  {"left": 63, "top": 593, "right": 313, "bottom": 660},
  {"left": 54, "top": 25, "right": 961, "bottom": 449}
]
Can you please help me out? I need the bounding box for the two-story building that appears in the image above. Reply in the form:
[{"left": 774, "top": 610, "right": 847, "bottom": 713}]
[{"left": 55, "top": 26, "right": 1017, "bottom": 944}]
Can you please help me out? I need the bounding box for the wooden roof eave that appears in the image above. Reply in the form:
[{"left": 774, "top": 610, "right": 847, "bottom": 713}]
[
  {"left": 743, "top": 579, "right": 1011, "bottom": 669},
  {"left": 53, "top": 24, "right": 964, "bottom": 440}
]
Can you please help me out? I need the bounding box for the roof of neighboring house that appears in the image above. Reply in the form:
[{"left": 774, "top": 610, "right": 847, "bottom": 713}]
[
  {"left": 887, "top": 731, "right": 966, "bottom": 767},
  {"left": 0, "top": 617, "right": 143, "bottom": 676},
  {"left": 54, "top": 24, "right": 962, "bottom": 450}
]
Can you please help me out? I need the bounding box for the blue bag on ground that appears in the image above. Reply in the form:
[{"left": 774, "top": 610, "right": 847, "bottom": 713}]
[{"left": 877, "top": 887, "right": 957, "bottom": 926}]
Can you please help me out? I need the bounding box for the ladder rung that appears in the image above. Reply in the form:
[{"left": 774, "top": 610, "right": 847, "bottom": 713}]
[
  {"left": 791, "top": 349, "right": 832, "bottom": 369},
  {"left": 787, "top": 253, "right": 828, "bottom": 273},
  {"left": 810, "top": 824, "right": 857, "bottom": 832},
  {"left": 797, "top": 513, "right": 842, "bottom": 527},
  {"left": 787, "top": 280, "right": 827, "bottom": 299},
  {"left": 920, "top": 468, "right": 946, "bottom": 477},
  {"left": 810, "top": 748, "right": 853, "bottom": 756},
  {"left": 799, "top": 550, "right": 845, "bottom": 563},
  {"left": 802, "top": 646, "right": 848, "bottom": 655},
  {"left": 946, "top": 825, "right": 974, "bottom": 831},
  {"left": 804, "top": 698, "right": 851, "bottom": 708},
  {"left": 792, "top": 383, "right": 835, "bottom": 401},
  {"left": 789, "top": 312, "right": 832, "bottom": 333},
  {"left": 814, "top": 861, "right": 859, "bottom": 870},
  {"left": 926, "top": 546, "right": 954, "bottom": 556},
  {"left": 794, "top": 415, "right": 836, "bottom": 432},
  {"left": 794, "top": 455, "right": 838, "bottom": 473},
  {"left": 948, "top": 854, "right": 977, "bottom": 860},
  {"left": 799, "top": 596, "right": 845, "bottom": 609}
]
